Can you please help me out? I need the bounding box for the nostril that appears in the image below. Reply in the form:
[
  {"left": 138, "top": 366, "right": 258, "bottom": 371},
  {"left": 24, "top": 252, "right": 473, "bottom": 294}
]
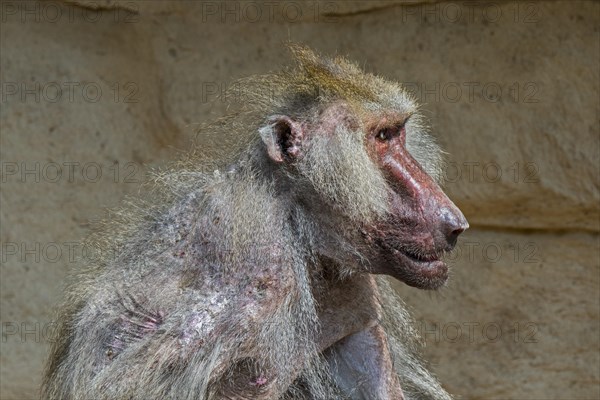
[
  {"left": 440, "top": 209, "right": 469, "bottom": 249},
  {"left": 446, "top": 227, "right": 465, "bottom": 248}
]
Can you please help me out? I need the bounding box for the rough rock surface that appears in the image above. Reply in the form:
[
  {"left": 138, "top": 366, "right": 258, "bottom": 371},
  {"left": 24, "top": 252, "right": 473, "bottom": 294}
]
[{"left": 1, "top": 1, "right": 598, "bottom": 399}]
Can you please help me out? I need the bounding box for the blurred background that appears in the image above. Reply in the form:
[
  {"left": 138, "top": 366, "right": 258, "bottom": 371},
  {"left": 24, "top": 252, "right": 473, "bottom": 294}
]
[{"left": 1, "top": 1, "right": 598, "bottom": 399}]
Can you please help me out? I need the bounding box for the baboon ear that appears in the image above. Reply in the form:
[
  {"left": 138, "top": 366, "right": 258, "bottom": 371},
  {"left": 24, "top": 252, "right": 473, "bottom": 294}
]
[{"left": 259, "top": 115, "right": 304, "bottom": 163}]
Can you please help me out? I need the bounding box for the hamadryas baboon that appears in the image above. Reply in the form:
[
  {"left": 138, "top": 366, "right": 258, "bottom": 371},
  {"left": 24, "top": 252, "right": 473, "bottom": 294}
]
[{"left": 42, "top": 45, "right": 468, "bottom": 400}]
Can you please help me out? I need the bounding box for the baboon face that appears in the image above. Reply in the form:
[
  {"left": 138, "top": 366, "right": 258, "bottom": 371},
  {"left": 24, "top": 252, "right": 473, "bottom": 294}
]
[
  {"left": 361, "top": 109, "right": 468, "bottom": 289},
  {"left": 261, "top": 100, "right": 467, "bottom": 290}
]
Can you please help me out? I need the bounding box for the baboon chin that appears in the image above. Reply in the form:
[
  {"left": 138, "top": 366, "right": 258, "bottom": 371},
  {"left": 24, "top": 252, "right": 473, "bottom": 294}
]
[{"left": 43, "top": 44, "right": 467, "bottom": 400}]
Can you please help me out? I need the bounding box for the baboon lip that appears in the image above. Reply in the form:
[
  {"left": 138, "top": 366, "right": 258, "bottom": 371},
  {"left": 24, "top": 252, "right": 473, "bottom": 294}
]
[
  {"left": 390, "top": 247, "right": 448, "bottom": 284},
  {"left": 391, "top": 248, "right": 444, "bottom": 269},
  {"left": 377, "top": 238, "right": 441, "bottom": 264},
  {"left": 395, "top": 247, "right": 440, "bottom": 263},
  {"left": 379, "top": 242, "right": 449, "bottom": 285},
  {"left": 369, "top": 232, "right": 444, "bottom": 265}
]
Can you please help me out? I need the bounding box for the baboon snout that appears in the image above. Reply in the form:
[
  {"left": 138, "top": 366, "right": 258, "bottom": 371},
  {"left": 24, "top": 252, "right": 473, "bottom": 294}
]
[{"left": 384, "top": 149, "right": 468, "bottom": 251}]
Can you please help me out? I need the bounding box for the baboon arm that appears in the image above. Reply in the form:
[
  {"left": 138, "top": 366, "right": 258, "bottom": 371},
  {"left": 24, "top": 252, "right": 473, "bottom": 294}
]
[{"left": 325, "top": 324, "right": 405, "bottom": 400}]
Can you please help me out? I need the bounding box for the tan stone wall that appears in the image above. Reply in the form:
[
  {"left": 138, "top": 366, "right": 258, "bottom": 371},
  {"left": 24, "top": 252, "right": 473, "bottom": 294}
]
[{"left": 1, "top": 1, "right": 598, "bottom": 398}]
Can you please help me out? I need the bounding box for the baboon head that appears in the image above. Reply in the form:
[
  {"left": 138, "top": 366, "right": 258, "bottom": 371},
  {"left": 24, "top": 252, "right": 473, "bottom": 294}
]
[{"left": 258, "top": 45, "right": 468, "bottom": 289}]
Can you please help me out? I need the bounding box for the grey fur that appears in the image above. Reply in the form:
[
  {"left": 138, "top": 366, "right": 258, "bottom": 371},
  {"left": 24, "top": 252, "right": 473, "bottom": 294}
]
[{"left": 42, "top": 46, "right": 453, "bottom": 400}]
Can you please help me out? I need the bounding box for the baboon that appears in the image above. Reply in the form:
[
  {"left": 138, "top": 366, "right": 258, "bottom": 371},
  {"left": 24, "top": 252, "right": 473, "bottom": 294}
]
[{"left": 42, "top": 45, "right": 468, "bottom": 400}]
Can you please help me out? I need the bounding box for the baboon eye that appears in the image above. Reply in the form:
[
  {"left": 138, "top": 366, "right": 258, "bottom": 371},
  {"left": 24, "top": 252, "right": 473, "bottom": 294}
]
[
  {"left": 376, "top": 125, "right": 402, "bottom": 142},
  {"left": 376, "top": 129, "right": 391, "bottom": 141}
]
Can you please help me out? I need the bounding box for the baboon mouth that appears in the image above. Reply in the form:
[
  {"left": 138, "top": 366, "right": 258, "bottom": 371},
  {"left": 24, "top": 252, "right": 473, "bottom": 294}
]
[
  {"left": 367, "top": 231, "right": 447, "bottom": 271},
  {"left": 390, "top": 247, "right": 448, "bottom": 284},
  {"left": 377, "top": 240, "right": 449, "bottom": 287},
  {"left": 396, "top": 248, "right": 440, "bottom": 263},
  {"left": 378, "top": 239, "right": 443, "bottom": 264},
  {"left": 391, "top": 247, "right": 446, "bottom": 270}
]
